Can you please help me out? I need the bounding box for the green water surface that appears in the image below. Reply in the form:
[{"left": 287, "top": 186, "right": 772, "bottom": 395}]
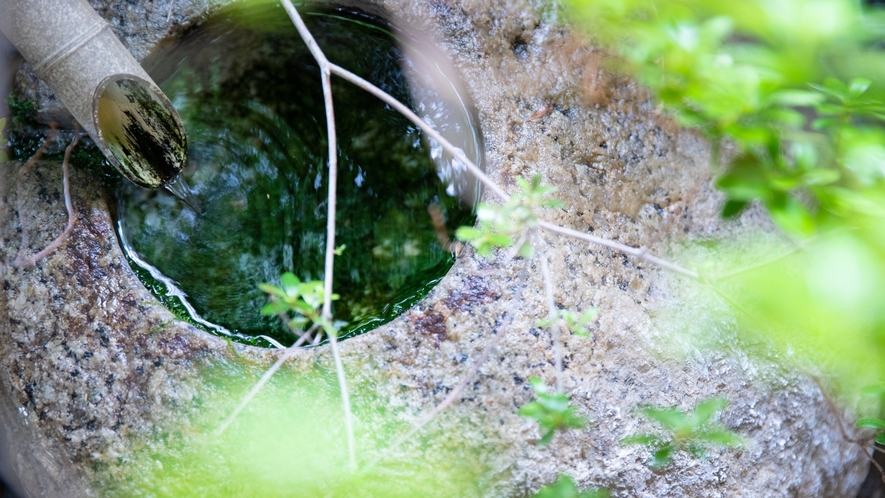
[{"left": 116, "top": 4, "right": 481, "bottom": 347}]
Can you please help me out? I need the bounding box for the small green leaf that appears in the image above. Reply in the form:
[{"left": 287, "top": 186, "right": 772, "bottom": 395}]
[
  {"left": 691, "top": 398, "right": 727, "bottom": 426},
  {"left": 641, "top": 407, "right": 689, "bottom": 430},
  {"left": 543, "top": 199, "right": 567, "bottom": 209},
  {"left": 696, "top": 429, "right": 743, "bottom": 447},
  {"left": 455, "top": 226, "right": 481, "bottom": 241},
  {"left": 280, "top": 273, "right": 301, "bottom": 295},
  {"left": 488, "top": 234, "right": 514, "bottom": 247},
  {"left": 650, "top": 443, "right": 675, "bottom": 468},
  {"left": 876, "top": 433, "right": 885, "bottom": 445},
  {"left": 849, "top": 78, "right": 872, "bottom": 97},
  {"left": 258, "top": 283, "right": 286, "bottom": 297},
  {"left": 260, "top": 303, "right": 275, "bottom": 316},
  {"left": 721, "top": 199, "right": 748, "bottom": 218},
  {"left": 856, "top": 418, "right": 885, "bottom": 430}
]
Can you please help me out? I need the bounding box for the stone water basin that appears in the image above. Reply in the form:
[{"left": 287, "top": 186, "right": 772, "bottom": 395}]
[{"left": 0, "top": 0, "right": 868, "bottom": 496}]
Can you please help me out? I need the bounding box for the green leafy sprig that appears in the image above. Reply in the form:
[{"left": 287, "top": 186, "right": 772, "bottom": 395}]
[
  {"left": 537, "top": 309, "right": 599, "bottom": 338},
  {"left": 519, "top": 377, "right": 587, "bottom": 445},
  {"left": 456, "top": 175, "right": 564, "bottom": 258},
  {"left": 621, "top": 397, "right": 744, "bottom": 468},
  {"left": 565, "top": 0, "right": 885, "bottom": 236},
  {"left": 259, "top": 272, "right": 343, "bottom": 338}
]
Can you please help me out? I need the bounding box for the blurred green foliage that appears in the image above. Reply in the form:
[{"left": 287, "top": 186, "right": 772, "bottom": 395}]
[
  {"left": 259, "top": 272, "right": 343, "bottom": 338},
  {"left": 100, "top": 365, "right": 488, "bottom": 497},
  {"left": 565, "top": 0, "right": 885, "bottom": 236},
  {"left": 533, "top": 475, "right": 610, "bottom": 498},
  {"left": 519, "top": 377, "right": 588, "bottom": 445},
  {"left": 565, "top": 0, "right": 885, "bottom": 419},
  {"left": 621, "top": 398, "right": 743, "bottom": 468},
  {"left": 456, "top": 175, "right": 564, "bottom": 258}
]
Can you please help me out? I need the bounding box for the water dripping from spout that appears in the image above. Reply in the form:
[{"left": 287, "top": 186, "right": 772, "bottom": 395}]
[{"left": 164, "top": 174, "right": 202, "bottom": 213}]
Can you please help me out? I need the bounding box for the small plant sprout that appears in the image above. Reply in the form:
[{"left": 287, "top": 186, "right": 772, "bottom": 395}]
[
  {"left": 621, "top": 397, "right": 744, "bottom": 468},
  {"left": 259, "top": 272, "right": 343, "bottom": 339},
  {"left": 537, "top": 309, "right": 599, "bottom": 338},
  {"left": 519, "top": 377, "right": 587, "bottom": 446},
  {"left": 534, "top": 475, "right": 610, "bottom": 498},
  {"left": 456, "top": 174, "right": 565, "bottom": 258}
]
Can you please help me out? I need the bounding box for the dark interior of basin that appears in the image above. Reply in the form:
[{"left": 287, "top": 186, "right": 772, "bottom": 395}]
[{"left": 114, "top": 3, "right": 481, "bottom": 347}]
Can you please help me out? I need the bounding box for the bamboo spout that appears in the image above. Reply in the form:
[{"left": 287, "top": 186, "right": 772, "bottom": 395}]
[{"left": 0, "top": 0, "right": 187, "bottom": 188}]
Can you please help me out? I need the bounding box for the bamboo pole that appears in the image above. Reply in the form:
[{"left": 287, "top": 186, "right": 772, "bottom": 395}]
[{"left": 0, "top": 0, "right": 187, "bottom": 188}]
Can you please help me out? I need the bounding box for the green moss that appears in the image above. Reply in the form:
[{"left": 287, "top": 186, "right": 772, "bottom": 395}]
[{"left": 7, "top": 93, "right": 35, "bottom": 127}]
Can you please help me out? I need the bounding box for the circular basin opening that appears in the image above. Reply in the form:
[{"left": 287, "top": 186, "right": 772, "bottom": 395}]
[{"left": 116, "top": 3, "right": 482, "bottom": 348}]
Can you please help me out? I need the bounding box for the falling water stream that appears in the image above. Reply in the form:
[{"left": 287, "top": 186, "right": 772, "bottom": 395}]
[{"left": 114, "top": 3, "right": 482, "bottom": 347}]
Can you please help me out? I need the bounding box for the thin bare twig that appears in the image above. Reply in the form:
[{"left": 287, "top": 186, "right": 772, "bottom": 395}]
[
  {"left": 811, "top": 375, "right": 885, "bottom": 483},
  {"left": 12, "top": 128, "right": 56, "bottom": 266},
  {"left": 280, "top": 0, "right": 356, "bottom": 470},
  {"left": 215, "top": 346, "right": 301, "bottom": 436},
  {"left": 538, "top": 222, "right": 699, "bottom": 279},
  {"left": 327, "top": 63, "right": 700, "bottom": 280},
  {"left": 537, "top": 234, "right": 563, "bottom": 393},
  {"left": 428, "top": 204, "right": 463, "bottom": 255},
  {"left": 398, "top": 327, "right": 504, "bottom": 446},
  {"left": 14, "top": 128, "right": 80, "bottom": 268}
]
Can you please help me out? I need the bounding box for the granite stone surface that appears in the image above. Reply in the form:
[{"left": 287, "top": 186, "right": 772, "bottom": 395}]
[{"left": 0, "top": 0, "right": 868, "bottom": 496}]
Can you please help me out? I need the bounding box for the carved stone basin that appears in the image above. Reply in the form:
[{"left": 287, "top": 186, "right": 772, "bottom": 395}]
[{"left": 0, "top": 0, "right": 867, "bottom": 496}]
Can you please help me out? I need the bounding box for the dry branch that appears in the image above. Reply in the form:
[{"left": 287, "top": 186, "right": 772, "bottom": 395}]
[{"left": 13, "top": 127, "right": 80, "bottom": 268}]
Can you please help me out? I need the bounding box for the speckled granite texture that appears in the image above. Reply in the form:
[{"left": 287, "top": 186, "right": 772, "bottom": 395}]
[{"left": 0, "top": 0, "right": 869, "bottom": 496}]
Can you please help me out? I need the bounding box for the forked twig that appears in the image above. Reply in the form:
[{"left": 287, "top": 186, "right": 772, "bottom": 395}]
[
  {"left": 326, "top": 63, "right": 700, "bottom": 279},
  {"left": 233, "top": 0, "right": 722, "bottom": 470}
]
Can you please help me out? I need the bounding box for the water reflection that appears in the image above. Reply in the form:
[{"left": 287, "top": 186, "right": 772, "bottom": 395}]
[{"left": 117, "top": 4, "right": 482, "bottom": 347}]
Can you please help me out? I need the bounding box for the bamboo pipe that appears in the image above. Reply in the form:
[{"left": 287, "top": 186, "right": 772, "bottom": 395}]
[{"left": 0, "top": 0, "right": 187, "bottom": 188}]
